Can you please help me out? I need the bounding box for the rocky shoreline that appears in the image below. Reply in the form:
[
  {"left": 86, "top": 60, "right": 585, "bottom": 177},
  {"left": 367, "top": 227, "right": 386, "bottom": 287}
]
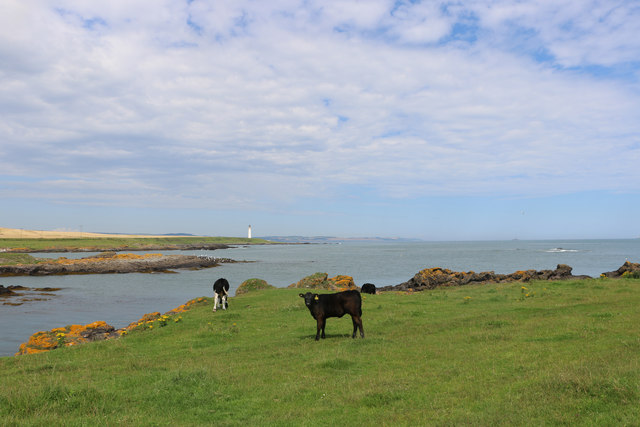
[
  {"left": 378, "top": 261, "right": 640, "bottom": 292},
  {"left": 15, "top": 297, "right": 211, "bottom": 355},
  {"left": 0, "top": 252, "right": 236, "bottom": 277}
]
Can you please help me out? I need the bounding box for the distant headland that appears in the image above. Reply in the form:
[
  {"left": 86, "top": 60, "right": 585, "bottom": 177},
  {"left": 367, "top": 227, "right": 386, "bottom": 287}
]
[{"left": 261, "top": 236, "right": 423, "bottom": 243}]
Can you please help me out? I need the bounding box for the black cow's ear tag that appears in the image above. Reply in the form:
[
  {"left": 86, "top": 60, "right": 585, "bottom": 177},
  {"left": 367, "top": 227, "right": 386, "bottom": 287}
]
[{"left": 314, "top": 295, "right": 319, "bottom": 300}]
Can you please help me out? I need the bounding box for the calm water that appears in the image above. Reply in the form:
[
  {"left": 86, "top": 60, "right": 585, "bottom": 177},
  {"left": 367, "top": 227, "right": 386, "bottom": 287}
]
[{"left": 1, "top": 239, "right": 638, "bottom": 357}]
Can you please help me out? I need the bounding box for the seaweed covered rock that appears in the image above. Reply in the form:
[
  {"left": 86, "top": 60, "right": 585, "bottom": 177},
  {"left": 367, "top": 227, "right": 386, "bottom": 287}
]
[
  {"left": 288, "top": 273, "right": 358, "bottom": 291},
  {"left": 0, "top": 284, "right": 17, "bottom": 296},
  {"left": 236, "top": 278, "right": 275, "bottom": 295},
  {"left": 1, "top": 285, "right": 62, "bottom": 306}
]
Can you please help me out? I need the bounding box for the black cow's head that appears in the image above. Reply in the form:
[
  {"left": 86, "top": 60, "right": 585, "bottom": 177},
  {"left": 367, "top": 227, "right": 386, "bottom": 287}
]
[{"left": 299, "top": 292, "right": 319, "bottom": 307}]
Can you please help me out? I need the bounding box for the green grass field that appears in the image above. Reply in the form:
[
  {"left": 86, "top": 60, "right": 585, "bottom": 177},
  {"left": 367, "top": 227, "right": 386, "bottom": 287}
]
[
  {"left": 1, "top": 278, "right": 639, "bottom": 425},
  {"left": 0, "top": 236, "right": 272, "bottom": 252}
]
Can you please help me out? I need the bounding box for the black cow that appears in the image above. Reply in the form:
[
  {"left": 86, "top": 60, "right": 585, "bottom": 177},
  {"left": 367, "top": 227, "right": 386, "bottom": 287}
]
[
  {"left": 299, "top": 290, "right": 364, "bottom": 340},
  {"left": 361, "top": 283, "right": 376, "bottom": 294},
  {"left": 212, "top": 278, "right": 230, "bottom": 312}
]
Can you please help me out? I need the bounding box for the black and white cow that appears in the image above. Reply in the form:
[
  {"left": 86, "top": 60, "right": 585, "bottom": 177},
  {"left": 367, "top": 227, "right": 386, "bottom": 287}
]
[
  {"left": 299, "top": 290, "right": 364, "bottom": 340},
  {"left": 361, "top": 283, "right": 376, "bottom": 294},
  {"left": 212, "top": 278, "right": 230, "bottom": 312}
]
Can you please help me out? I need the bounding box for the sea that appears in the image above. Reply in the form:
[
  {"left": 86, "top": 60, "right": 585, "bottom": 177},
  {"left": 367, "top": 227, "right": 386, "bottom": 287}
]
[{"left": 1, "top": 239, "right": 639, "bottom": 357}]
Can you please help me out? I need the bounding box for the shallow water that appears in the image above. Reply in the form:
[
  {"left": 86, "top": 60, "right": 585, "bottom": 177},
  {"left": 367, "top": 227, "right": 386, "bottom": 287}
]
[{"left": 2, "top": 239, "right": 638, "bottom": 357}]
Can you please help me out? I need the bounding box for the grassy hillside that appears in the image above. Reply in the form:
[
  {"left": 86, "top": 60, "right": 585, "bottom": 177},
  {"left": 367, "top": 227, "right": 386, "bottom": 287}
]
[
  {"left": 1, "top": 278, "right": 639, "bottom": 425},
  {"left": 0, "top": 236, "right": 272, "bottom": 252}
]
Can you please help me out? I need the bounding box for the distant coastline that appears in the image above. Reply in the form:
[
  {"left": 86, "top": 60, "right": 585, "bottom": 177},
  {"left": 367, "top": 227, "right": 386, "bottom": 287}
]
[{"left": 261, "top": 236, "right": 423, "bottom": 244}]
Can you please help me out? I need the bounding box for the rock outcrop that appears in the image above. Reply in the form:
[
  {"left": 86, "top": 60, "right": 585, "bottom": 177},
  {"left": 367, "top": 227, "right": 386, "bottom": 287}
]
[
  {"left": 0, "top": 253, "right": 235, "bottom": 276},
  {"left": 1, "top": 285, "right": 62, "bottom": 306},
  {"left": 287, "top": 273, "right": 358, "bottom": 291},
  {"left": 0, "top": 284, "right": 17, "bottom": 296},
  {"left": 236, "top": 278, "right": 276, "bottom": 295},
  {"left": 379, "top": 264, "right": 590, "bottom": 292},
  {"left": 601, "top": 261, "right": 640, "bottom": 278},
  {"left": 16, "top": 321, "right": 120, "bottom": 355}
]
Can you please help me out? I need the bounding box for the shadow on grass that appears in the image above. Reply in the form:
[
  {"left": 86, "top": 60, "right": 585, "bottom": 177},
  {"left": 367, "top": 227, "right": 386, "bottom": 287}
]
[{"left": 298, "top": 333, "right": 365, "bottom": 341}]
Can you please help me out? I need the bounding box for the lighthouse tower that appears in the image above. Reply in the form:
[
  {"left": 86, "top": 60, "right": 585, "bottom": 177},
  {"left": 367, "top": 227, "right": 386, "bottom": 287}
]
[{"left": 248, "top": 225, "right": 252, "bottom": 239}]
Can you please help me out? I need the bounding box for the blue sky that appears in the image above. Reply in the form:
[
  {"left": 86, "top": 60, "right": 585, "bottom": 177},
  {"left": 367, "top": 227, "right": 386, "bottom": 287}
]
[{"left": 1, "top": 0, "right": 639, "bottom": 240}]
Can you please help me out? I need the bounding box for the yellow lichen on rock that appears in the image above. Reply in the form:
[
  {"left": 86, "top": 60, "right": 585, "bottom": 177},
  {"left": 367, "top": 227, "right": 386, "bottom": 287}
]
[
  {"left": 85, "top": 321, "right": 111, "bottom": 329},
  {"left": 288, "top": 273, "right": 358, "bottom": 291},
  {"left": 124, "top": 298, "right": 208, "bottom": 331},
  {"left": 15, "top": 321, "right": 119, "bottom": 356},
  {"left": 16, "top": 331, "right": 58, "bottom": 355},
  {"left": 50, "top": 253, "right": 163, "bottom": 266},
  {"left": 165, "top": 297, "right": 208, "bottom": 315},
  {"left": 328, "top": 275, "right": 357, "bottom": 291}
]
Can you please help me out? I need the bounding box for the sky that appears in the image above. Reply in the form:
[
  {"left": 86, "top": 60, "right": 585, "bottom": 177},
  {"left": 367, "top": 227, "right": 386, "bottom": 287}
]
[{"left": 1, "top": 0, "right": 640, "bottom": 240}]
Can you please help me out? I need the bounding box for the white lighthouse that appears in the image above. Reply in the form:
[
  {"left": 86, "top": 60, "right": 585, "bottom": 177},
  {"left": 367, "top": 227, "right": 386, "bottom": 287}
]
[{"left": 248, "top": 225, "right": 252, "bottom": 239}]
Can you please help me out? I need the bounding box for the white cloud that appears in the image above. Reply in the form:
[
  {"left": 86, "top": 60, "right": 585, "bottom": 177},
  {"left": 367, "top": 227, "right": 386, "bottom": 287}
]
[
  {"left": 386, "top": 1, "right": 453, "bottom": 43},
  {"left": 1, "top": 0, "right": 639, "bottom": 215},
  {"left": 468, "top": 0, "right": 640, "bottom": 67}
]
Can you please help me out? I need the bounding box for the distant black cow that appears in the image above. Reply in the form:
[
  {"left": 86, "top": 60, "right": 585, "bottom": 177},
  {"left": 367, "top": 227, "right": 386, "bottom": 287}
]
[
  {"left": 361, "top": 283, "right": 376, "bottom": 294},
  {"left": 212, "top": 278, "right": 230, "bottom": 312},
  {"left": 299, "top": 290, "right": 364, "bottom": 340}
]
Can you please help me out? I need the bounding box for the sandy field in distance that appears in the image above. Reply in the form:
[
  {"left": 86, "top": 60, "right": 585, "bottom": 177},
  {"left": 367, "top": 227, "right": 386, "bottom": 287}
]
[{"left": 0, "top": 227, "right": 168, "bottom": 239}]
